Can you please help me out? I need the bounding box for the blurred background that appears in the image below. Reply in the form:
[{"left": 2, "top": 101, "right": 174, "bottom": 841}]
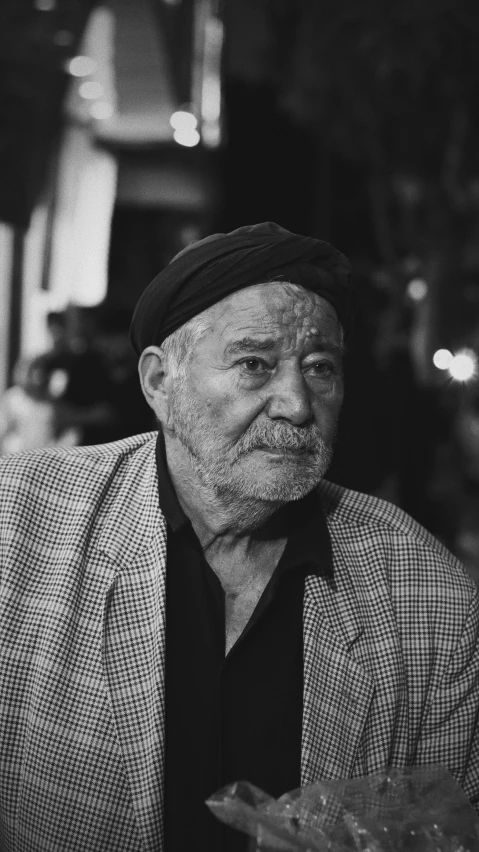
[{"left": 1, "top": 0, "right": 479, "bottom": 580}]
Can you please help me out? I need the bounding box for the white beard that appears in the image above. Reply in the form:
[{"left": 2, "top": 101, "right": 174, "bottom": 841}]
[{"left": 167, "top": 377, "right": 335, "bottom": 509}]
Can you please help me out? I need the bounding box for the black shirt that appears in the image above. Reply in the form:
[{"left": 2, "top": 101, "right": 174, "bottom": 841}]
[{"left": 157, "top": 433, "right": 332, "bottom": 851}]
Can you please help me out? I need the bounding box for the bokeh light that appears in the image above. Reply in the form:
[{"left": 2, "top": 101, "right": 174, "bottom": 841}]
[
  {"left": 448, "top": 350, "right": 477, "bottom": 382},
  {"left": 433, "top": 349, "right": 453, "bottom": 370},
  {"left": 79, "top": 81, "right": 104, "bottom": 100},
  {"left": 407, "top": 278, "right": 428, "bottom": 302},
  {"left": 68, "top": 56, "right": 97, "bottom": 77},
  {"left": 170, "top": 111, "right": 198, "bottom": 132},
  {"left": 35, "top": 0, "right": 56, "bottom": 10},
  {"left": 173, "top": 127, "right": 201, "bottom": 147}
]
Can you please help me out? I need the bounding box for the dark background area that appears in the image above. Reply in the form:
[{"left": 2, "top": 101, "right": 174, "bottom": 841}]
[{"left": 1, "top": 0, "right": 479, "bottom": 577}]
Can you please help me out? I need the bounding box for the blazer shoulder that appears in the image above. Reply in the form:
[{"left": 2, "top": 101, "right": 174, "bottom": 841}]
[
  {"left": 317, "top": 479, "right": 475, "bottom": 599},
  {"left": 318, "top": 479, "right": 435, "bottom": 539},
  {"left": 0, "top": 432, "right": 157, "bottom": 512}
]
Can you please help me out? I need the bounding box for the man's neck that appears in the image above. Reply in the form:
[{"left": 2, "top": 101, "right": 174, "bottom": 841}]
[
  {"left": 164, "top": 437, "right": 287, "bottom": 551},
  {"left": 163, "top": 436, "right": 298, "bottom": 597}
]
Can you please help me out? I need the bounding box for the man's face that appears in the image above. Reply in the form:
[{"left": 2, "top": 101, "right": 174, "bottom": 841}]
[{"left": 164, "top": 282, "right": 344, "bottom": 503}]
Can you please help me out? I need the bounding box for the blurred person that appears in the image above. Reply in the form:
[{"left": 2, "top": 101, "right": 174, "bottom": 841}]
[
  {"left": 46, "top": 309, "right": 68, "bottom": 353},
  {"left": 0, "top": 356, "right": 80, "bottom": 454},
  {"left": 95, "top": 305, "right": 156, "bottom": 440},
  {"left": 31, "top": 326, "right": 119, "bottom": 446},
  {"left": 0, "top": 344, "right": 117, "bottom": 454},
  {"left": 0, "top": 223, "right": 478, "bottom": 852},
  {"left": 34, "top": 347, "right": 116, "bottom": 446}
]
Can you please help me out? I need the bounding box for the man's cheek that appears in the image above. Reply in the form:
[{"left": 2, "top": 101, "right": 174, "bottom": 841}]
[{"left": 212, "top": 403, "right": 251, "bottom": 441}]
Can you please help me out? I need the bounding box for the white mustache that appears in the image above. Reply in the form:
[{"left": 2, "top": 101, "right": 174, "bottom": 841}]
[{"left": 235, "top": 422, "right": 325, "bottom": 456}]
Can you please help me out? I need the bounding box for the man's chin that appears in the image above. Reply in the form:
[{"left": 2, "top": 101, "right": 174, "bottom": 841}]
[
  {"left": 247, "top": 481, "right": 320, "bottom": 503},
  {"left": 233, "top": 465, "right": 326, "bottom": 503}
]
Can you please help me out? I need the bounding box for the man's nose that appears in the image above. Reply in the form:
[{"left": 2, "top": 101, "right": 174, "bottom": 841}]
[{"left": 265, "top": 366, "right": 313, "bottom": 425}]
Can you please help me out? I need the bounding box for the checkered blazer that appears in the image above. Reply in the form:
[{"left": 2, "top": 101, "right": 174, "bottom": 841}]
[{"left": 1, "top": 432, "right": 478, "bottom": 851}]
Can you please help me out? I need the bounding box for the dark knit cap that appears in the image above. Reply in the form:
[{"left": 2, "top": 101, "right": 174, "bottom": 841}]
[{"left": 129, "top": 222, "right": 353, "bottom": 355}]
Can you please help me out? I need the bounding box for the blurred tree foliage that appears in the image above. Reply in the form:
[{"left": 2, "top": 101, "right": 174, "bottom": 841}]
[
  {"left": 224, "top": 0, "right": 479, "bottom": 536},
  {"left": 227, "top": 0, "right": 479, "bottom": 355}
]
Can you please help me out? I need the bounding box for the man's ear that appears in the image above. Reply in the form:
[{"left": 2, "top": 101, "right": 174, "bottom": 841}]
[{"left": 138, "top": 346, "right": 171, "bottom": 423}]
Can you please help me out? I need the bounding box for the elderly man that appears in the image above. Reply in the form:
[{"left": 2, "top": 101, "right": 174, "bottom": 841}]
[{"left": 0, "top": 223, "right": 478, "bottom": 852}]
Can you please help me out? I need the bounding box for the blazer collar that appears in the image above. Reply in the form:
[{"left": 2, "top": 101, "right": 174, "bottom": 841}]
[
  {"left": 96, "top": 436, "right": 166, "bottom": 568},
  {"left": 95, "top": 435, "right": 168, "bottom": 852},
  {"left": 301, "top": 538, "right": 374, "bottom": 784}
]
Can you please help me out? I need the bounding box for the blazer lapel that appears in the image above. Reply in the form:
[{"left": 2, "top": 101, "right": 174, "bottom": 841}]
[
  {"left": 301, "top": 569, "right": 375, "bottom": 785},
  {"left": 96, "top": 439, "right": 168, "bottom": 852}
]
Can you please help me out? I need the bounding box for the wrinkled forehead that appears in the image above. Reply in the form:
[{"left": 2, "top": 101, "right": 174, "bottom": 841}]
[{"left": 209, "top": 281, "right": 341, "bottom": 338}]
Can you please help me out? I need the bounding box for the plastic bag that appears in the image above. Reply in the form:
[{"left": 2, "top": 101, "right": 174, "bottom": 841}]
[{"left": 206, "top": 765, "right": 479, "bottom": 851}]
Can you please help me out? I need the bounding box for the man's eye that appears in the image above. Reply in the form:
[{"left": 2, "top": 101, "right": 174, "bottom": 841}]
[
  {"left": 308, "top": 362, "right": 334, "bottom": 377},
  {"left": 240, "top": 358, "right": 267, "bottom": 373}
]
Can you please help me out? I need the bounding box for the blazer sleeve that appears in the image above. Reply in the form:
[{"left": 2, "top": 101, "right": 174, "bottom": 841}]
[{"left": 417, "top": 584, "right": 479, "bottom": 810}]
